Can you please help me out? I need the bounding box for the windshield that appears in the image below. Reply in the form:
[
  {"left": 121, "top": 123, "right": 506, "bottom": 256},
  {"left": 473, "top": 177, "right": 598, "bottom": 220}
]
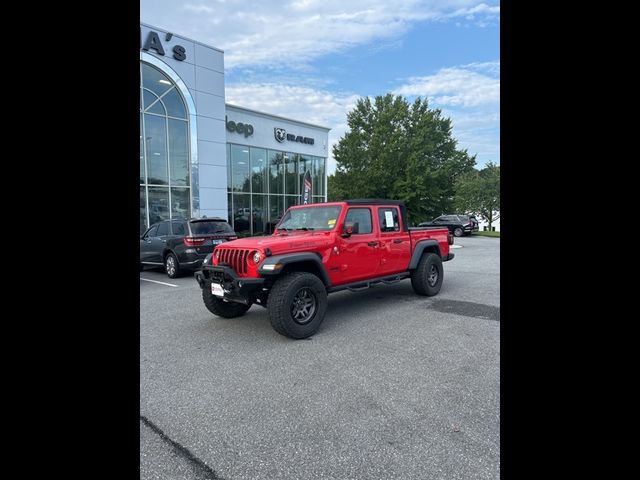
[{"left": 277, "top": 206, "right": 342, "bottom": 231}]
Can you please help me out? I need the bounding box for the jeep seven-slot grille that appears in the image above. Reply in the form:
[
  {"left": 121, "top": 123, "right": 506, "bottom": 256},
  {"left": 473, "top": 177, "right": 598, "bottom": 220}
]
[{"left": 217, "top": 248, "right": 250, "bottom": 274}]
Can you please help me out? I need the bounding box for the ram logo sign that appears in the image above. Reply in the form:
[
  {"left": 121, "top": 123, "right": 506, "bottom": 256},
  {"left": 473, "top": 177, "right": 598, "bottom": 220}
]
[
  {"left": 274, "top": 127, "right": 314, "bottom": 145},
  {"left": 274, "top": 128, "right": 287, "bottom": 143}
]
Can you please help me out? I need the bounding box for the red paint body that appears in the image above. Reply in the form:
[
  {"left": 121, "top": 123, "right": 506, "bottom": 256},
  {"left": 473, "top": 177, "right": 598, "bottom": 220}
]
[{"left": 212, "top": 201, "right": 451, "bottom": 286}]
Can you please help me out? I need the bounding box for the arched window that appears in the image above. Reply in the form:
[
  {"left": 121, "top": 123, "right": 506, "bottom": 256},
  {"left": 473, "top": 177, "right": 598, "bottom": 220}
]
[{"left": 140, "top": 62, "right": 190, "bottom": 233}]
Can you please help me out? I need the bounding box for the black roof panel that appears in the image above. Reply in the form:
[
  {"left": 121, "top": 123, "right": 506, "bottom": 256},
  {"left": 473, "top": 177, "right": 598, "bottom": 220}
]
[{"left": 345, "top": 199, "right": 405, "bottom": 206}]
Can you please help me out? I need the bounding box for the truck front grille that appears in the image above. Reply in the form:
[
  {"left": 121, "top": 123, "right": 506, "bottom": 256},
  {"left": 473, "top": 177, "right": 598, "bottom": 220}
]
[{"left": 217, "top": 248, "right": 250, "bottom": 274}]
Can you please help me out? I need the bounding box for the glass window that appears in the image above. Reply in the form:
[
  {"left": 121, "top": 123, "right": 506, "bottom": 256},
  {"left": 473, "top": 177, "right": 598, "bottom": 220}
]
[
  {"left": 284, "top": 153, "right": 298, "bottom": 195},
  {"left": 313, "top": 156, "right": 325, "bottom": 197},
  {"left": 140, "top": 61, "right": 190, "bottom": 228},
  {"left": 231, "top": 145, "right": 250, "bottom": 192},
  {"left": 285, "top": 196, "right": 298, "bottom": 211},
  {"left": 140, "top": 187, "right": 147, "bottom": 234},
  {"left": 157, "top": 222, "right": 169, "bottom": 236},
  {"left": 378, "top": 207, "right": 400, "bottom": 232},
  {"left": 169, "top": 119, "right": 189, "bottom": 186},
  {"left": 345, "top": 208, "right": 373, "bottom": 234},
  {"left": 250, "top": 148, "right": 268, "bottom": 194},
  {"left": 171, "top": 187, "right": 190, "bottom": 219},
  {"left": 144, "top": 114, "right": 168, "bottom": 185},
  {"left": 141, "top": 63, "right": 173, "bottom": 96},
  {"left": 140, "top": 114, "right": 145, "bottom": 184},
  {"left": 227, "top": 192, "right": 233, "bottom": 227},
  {"left": 312, "top": 196, "right": 325, "bottom": 203},
  {"left": 252, "top": 194, "right": 267, "bottom": 235},
  {"left": 145, "top": 224, "right": 158, "bottom": 238},
  {"left": 190, "top": 220, "right": 234, "bottom": 234},
  {"left": 227, "top": 144, "right": 232, "bottom": 192},
  {"left": 148, "top": 187, "right": 170, "bottom": 225},
  {"left": 298, "top": 155, "right": 313, "bottom": 196},
  {"left": 171, "top": 222, "right": 186, "bottom": 236},
  {"left": 268, "top": 195, "right": 284, "bottom": 233},
  {"left": 143, "top": 90, "right": 166, "bottom": 115},
  {"left": 161, "top": 88, "right": 187, "bottom": 119},
  {"left": 232, "top": 194, "right": 250, "bottom": 235},
  {"left": 268, "top": 150, "right": 283, "bottom": 195}
]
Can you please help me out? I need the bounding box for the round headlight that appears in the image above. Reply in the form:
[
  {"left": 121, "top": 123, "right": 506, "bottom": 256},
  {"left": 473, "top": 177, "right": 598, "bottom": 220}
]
[
  {"left": 215, "top": 250, "right": 220, "bottom": 260},
  {"left": 253, "top": 251, "right": 262, "bottom": 264}
]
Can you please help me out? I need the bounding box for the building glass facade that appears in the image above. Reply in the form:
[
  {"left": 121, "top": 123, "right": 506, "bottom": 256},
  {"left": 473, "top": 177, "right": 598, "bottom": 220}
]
[
  {"left": 140, "top": 23, "right": 330, "bottom": 235},
  {"left": 140, "top": 61, "right": 191, "bottom": 233},
  {"left": 227, "top": 144, "right": 326, "bottom": 236}
]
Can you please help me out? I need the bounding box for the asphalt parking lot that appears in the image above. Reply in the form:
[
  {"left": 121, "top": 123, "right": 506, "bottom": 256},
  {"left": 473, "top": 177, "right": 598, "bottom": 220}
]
[{"left": 140, "top": 235, "right": 500, "bottom": 479}]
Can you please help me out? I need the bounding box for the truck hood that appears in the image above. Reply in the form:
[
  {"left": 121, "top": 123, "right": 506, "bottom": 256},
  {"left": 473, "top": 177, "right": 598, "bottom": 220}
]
[{"left": 220, "top": 232, "right": 333, "bottom": 255}]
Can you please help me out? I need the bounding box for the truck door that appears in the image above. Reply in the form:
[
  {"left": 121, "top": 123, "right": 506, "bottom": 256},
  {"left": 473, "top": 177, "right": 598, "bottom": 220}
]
[
  {"left": 327, "top": 207, "right": 380, "bottom": 285},
  {"left": 376, "top": 206, "right": 411, "bottom": 276}
]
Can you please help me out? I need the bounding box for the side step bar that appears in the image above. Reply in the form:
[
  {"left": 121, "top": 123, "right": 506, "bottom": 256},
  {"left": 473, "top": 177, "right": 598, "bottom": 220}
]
[{"left": 329, "top": 272, "right": 411, "bottom": 294}]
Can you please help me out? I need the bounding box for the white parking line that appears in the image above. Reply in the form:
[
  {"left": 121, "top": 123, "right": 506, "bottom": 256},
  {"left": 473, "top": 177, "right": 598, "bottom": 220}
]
[{"left": 140, "top": 277, "right": 178, "bottom": 287}]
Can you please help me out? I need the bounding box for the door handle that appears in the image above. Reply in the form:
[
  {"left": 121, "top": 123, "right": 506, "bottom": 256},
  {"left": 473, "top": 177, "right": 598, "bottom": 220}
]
[
  {"left": 367, "top": 241, "right": 378, "bottom": 247},
  {"left": 393, "top": 239, "right": 404, "bottom": 244}
]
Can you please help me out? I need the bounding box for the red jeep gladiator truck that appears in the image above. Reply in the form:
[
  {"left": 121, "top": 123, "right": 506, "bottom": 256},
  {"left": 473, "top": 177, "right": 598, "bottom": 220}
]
[{"left": 195, "top": 199, "right": 454, "bottom": 339}]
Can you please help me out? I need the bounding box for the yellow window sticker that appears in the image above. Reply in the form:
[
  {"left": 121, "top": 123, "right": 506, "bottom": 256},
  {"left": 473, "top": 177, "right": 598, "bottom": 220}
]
[{"left": 327, "top": 219, "right": 336, "bottom": 226}]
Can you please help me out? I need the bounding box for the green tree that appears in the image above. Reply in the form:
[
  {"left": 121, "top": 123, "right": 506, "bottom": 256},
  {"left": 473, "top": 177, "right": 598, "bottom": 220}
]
[
  {"left": 454, "top": 162, "right": 500, "bottom": 229},
  {"left": 329, "top": 94, "right": 476, "bottom": 223}
]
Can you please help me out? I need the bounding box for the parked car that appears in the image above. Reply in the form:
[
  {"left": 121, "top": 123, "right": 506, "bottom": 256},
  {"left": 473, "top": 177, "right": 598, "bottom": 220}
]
[
  {"left": 140, "top": 218, "right": 237, "bottom": 278},
  {"left": 456, "top": 214, "right": 479, "bottom": 234},
  {"left": 195, "top": 199, "right": 454, "bottom": 339},
  {"left": 418, "top": 214, "right": 479, "bottom": 237}
]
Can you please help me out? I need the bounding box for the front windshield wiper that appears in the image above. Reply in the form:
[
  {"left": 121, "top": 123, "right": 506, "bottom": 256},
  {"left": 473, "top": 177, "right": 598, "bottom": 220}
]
[{"left": 294, "top": 227, "right": 315, "bottom": 231}]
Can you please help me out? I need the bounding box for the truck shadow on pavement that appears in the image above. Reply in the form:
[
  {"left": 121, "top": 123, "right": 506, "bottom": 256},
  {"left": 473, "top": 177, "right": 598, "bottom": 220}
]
[{"left": 201, "top": 280, "right": 498, "bottom": 341}]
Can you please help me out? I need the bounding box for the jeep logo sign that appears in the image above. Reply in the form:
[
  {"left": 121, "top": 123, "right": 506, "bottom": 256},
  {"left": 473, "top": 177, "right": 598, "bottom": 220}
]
[
  {"left": 226, "top": 116, "right": 254, "bottom": 137},
  {"left": 274, "top": 127, "right": 314, "bottom": 145}
]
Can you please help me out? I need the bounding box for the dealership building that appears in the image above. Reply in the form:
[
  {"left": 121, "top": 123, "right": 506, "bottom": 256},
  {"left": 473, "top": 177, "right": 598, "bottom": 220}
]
[{"left": 140, "top": 23, "right": 330, "bottom": 235}]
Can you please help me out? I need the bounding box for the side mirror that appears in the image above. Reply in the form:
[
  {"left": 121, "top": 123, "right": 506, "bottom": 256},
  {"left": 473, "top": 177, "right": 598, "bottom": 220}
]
[{"left": 342, "top": 222, "right": 355, "bottom": 238}]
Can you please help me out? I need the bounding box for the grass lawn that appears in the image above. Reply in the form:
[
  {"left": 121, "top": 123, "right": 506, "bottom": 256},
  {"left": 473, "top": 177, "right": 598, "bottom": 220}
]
[{"left": 474, "top": 230, "right": 500, "bottom": 238}]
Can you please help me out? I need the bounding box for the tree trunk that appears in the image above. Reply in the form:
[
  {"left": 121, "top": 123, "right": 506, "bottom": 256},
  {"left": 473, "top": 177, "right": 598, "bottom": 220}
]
[{"left": 488, "top": 211, "right": 493, "bottom": 229}]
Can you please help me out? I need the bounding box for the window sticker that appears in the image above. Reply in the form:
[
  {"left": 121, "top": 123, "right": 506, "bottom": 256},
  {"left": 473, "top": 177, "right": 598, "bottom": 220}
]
[
  {"left": 384, "top": 211, "right": 394, "bottom": 229},
  {"left": 327, "top": 219, "right": 336, "bottom": 226}
]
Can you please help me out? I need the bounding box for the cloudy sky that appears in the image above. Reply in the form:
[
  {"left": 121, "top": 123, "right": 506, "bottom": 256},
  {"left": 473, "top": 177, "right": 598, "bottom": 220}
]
[{"left": 140, "top": 0, "right": 500, "bottom": 174}]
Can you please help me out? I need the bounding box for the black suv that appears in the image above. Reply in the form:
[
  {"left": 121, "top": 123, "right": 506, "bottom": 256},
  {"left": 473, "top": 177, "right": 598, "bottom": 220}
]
[
  {"left": 419, "top": 214, "right": 479, "bottom": 237},
  {"left": 140, "top": 218, "right": 237, "bottom": 278}
]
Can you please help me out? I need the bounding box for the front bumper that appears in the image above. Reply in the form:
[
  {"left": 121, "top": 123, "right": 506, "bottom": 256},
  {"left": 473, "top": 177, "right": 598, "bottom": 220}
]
[{"left": 195, "top": 265, "right": 265, "bottom": 305}]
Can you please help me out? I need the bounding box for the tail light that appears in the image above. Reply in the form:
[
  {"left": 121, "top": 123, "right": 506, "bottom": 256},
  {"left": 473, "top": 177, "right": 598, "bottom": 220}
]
[{"left": 184, "top": 237, "right": 206, "bottom": 247}]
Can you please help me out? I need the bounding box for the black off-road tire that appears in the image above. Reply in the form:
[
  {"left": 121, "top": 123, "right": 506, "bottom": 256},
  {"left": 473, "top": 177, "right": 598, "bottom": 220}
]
[
  {"left": 411, "top": 252, "right": 444, "bottom": 296},
  {"left": 139, "top": 262, "right": 144, "bottom": 272},
  {"left": 202, "top": 282, "right": 251, "bottom": 318},
  {"left": 164, "top": 253, "right": 181, "bottom": 278},
  {"left": 267, "top": 272, "right": 328, "bottom": 339},
  {"left": 453, "top": 227, "right": 463, "bottom": 237}
]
